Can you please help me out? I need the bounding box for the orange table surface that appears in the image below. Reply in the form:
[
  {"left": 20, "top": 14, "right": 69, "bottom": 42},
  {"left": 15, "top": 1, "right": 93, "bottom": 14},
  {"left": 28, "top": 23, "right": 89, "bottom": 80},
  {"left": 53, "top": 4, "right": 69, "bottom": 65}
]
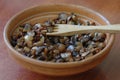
[{"left": 0, "top": 0, "right": 120, "bottom": 80}]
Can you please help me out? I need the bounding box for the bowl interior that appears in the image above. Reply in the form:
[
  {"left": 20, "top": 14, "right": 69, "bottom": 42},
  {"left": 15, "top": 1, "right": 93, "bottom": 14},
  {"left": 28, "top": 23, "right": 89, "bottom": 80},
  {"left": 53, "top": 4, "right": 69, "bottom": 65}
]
[{"left": 4, "top": 4, "right": 114, "bottom": 68}]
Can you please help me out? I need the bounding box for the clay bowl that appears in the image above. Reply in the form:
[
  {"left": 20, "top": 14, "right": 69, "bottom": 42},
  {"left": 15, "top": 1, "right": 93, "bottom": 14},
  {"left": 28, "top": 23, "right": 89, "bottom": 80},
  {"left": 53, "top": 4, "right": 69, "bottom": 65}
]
[{"left": 3, "top": 4, "right": 115, "bottom": 76}]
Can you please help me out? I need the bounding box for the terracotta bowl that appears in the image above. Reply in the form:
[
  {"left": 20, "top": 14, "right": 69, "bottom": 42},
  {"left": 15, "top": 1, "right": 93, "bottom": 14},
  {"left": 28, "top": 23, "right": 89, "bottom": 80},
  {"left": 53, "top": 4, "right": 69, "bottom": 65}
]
[{"left": 3, "top": 4, "right": 115, "bottom": 76}]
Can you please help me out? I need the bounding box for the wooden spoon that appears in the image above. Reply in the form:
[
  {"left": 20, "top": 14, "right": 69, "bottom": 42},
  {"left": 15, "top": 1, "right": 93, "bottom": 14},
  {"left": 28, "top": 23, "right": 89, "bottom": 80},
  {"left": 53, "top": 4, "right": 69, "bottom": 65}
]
[{"left": 46, "top": 24, "right": 120, "bottom": 36}]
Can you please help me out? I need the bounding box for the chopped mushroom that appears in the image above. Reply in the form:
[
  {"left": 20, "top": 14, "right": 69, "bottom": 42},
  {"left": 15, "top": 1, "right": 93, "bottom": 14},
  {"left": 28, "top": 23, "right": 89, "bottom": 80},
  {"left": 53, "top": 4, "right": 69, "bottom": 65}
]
[{"left": 11, "top": 12, "right": 106, "bottom": 62}]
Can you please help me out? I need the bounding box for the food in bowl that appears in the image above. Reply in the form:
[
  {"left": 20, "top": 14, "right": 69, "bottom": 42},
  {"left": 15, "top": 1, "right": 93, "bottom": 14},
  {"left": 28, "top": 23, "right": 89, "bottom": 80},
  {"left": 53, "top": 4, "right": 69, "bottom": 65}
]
[{"left": 11, "top": 12, "right": 106, "bottom": 63}]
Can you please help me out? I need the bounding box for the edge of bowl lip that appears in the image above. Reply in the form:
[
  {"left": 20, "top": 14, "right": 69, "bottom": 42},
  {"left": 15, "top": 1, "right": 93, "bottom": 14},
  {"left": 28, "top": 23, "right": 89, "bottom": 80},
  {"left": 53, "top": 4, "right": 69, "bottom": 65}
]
[{"left": 3, "top": 3, "right": 115, "bottom": 67}]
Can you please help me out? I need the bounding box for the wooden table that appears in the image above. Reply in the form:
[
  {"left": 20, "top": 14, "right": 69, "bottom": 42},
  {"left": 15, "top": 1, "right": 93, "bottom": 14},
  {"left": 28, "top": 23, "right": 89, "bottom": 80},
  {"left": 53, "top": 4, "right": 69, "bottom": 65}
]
[{"left": 0, "top": 0, "right": 120, "bottom": 80}]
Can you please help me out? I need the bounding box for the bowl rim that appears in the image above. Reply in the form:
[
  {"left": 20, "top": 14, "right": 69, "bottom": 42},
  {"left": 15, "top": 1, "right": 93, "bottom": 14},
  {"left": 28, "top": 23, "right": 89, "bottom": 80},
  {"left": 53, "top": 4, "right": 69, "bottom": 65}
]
[{"left": 3, "top": 3, "right": 115, "bottom": 68}]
